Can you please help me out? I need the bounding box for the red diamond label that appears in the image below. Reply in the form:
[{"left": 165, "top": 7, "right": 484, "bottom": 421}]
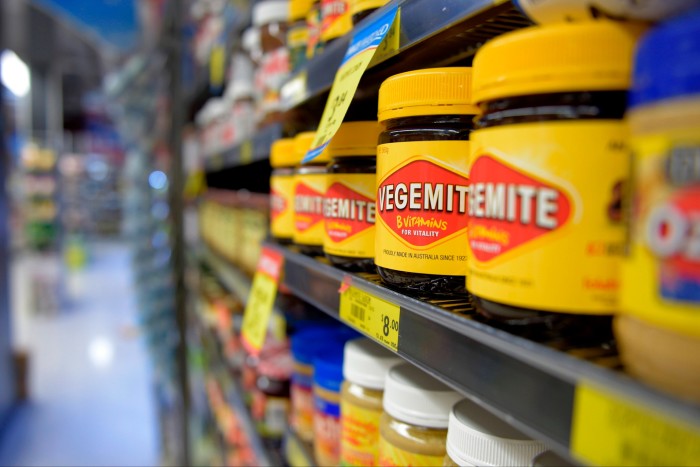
[
  {"left": 378, "top": 159, "right": 469, "bottom": 247},
  {"left": 324, "top": 182, "right": 375, "bottom": 243},
  {"left": 270, "top": 188, "right": 287, "bottom": 220},
  {"left": 294, "top": 182, "right": 324, "bottom": 232},
  {"left": 468, "top": 155, "right": 571, "bottom": 262}
]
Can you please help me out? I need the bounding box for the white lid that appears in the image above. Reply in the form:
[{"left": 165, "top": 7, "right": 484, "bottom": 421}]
[
  {"left": 253, "top": 1, "right": 290, "bottom": 26},
  {"left": 242, "top": 27, "right": 260, "bottom": 54},
  {"left": 343, "top": 338, "right": 402, "bottom": 390},
  {"left": 383, "top": 363, "right": 462, "bottom": 429},
  {"left": 446, "top": 399, "right": 547, "bottom": 467},
  {"left": 224, "top": 81, "right": 254, "bottom": 101}
]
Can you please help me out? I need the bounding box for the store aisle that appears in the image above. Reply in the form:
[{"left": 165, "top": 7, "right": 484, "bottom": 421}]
[{"left": 0, "top": 242, "right": 159, "bottom": 466}]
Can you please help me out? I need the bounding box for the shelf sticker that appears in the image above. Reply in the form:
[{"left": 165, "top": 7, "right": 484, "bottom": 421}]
[
  {"left": 241, "top": 247, "right": 284, "bottom": 355},
  {"left": 339, "top": 281, "right": 401, "bottom": 352},
  {"left": 281, "top": 71, "right": 308, "bottom": 109},
  {"left": 370, "top": 7, "right": 401, "bottom": 65},
  {"left": 240, "top": 140, "right": 253, "bottom": 165},
  {"left": 304, "top": 4, "right": 399, "bottom": 162},
  {"left": 571, "top": 382, "right": 700, "bottom": 466}
]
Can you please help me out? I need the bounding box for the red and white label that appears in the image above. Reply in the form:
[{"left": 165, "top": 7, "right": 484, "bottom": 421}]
[
  {"left": 295, "top": 182, "right": 325, "bottom": 232},
  {"left": 378, "top": 160, "right": 469, "bottom": 247},
  {"left": 270, "top": 188, "right": 287, "bottom": 220},
  {"left": 468, "top": 155, "right": 571, "bottom": 262},
  {"left": 324, "top": 182, "right": 375, "bottom": 243}
]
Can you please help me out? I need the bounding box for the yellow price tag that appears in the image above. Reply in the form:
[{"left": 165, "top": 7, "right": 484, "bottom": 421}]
[
  {"left": 241, "top": 248, "right": 283, "bottom": 354},
  {"left": 339, "top": 283, "right": 401, "bottom": 352},
  {"left": 240, "top": 140, "right": 253, "bottom": 165},
  {"left": 371, "top": 8, "right": 401, "bottom": 65},
  {"left": 571, "top": 383, "right": 700, "bottom": 466},
  {"left": 304, "top": 5, "right": 399, "bottom": 162}
]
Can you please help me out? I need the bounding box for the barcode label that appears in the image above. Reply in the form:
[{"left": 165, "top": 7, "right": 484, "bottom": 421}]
[{"left": 350, "top": 303, "right": 365, "bottom": 322}]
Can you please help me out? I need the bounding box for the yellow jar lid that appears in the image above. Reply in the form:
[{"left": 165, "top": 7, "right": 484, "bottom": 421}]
[
  {"left": 349, "top": 0, "right": 389, "bottom": 16},
  {"left": 472, "top": 21, "right": 647, "bottom": 104},
  {"left": 327, "top": 121, "right": 381, "bottom": 157},
  {"left": 289, "top": 0, "right": 314, "bottom": 21},
  {"left": 378, "top": 67, "right": 479, "bottom": 121},
  {"left": 294, "top": 131, "right": 331, "bottom": 164},
  {"left": 270, "top": 138, "right": 297, "bottom": 167}
]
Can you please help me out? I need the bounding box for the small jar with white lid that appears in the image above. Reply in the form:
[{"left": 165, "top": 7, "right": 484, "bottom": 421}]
[
  {"left": 378, "top": 363, "right": 462, "bottom": 466},
  {"left": 444, "top": 398, "right": 547, "bottom": 466},
  {"left": 340, "top": 338, "right": 402, "bottom": 466}
]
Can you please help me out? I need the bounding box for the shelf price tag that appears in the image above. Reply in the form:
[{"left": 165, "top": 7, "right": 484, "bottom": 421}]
[
  {"left": 339, "top": 280, "right": 401, "bottom": 352},
  {"left": 303, "top": 4, "right": 399, "bottom": 162},
  {"left": 571, "top": 382, "right": 700, "bottom": 466},
  {"left": 241, "top": 247, "right": 283, "bottom": 355},
  {"left": 240, "top": 140, "right": 253, "bottom": 165}
]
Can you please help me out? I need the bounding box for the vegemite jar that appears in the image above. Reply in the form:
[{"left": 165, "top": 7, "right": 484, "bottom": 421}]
[
  {"left": 294, "top": 131, "right": 329, "bottom": 256},
  {"left": 324, "top": 121, "right": 382, "bottom": 272},
  {"left": 270, "top": 138, "right": 298, "bottom": 243},
  {"left": 349, "top": 0, "right": 389, "bottom": 25},
  {"left": 617, "top": 10, "right": 700, "bottom": 403},
  {"left": 468, "top": 22, "right": 644, "bottom": 338},
  {"left": 376, "top": 68, "right": 475, "bottom": 296}
]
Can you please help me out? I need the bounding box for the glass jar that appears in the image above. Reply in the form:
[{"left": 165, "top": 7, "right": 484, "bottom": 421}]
[
  {"left": 468, "top": 22, "right": 645, "bottom": 340},
  {"left": 270, "top": 138, "right": 298, "bottom": 244},
  {"left": 253, "top": 349, "right": 292, "bottom": 442},
  {"left": 340, "top": 338, "right": 401, "bottom": 466},
  {"left": 306, "top": 0, "right": 323, "bottom": 60},
  {"left": 313, "top": 346, "right": 345, "bottom": 466},
  {"left": 617, "top": 10, "right": 700, "bottom": 403},
  {"left": 293, "top": 131, "right": 330, "bottom": 256},
  {"left": 444, "top": 398, "right": 545, "bottom": 466},
  {"left": 321, "top": 0, "right": 352, "bottom": 44},
  {"left": 253, "top": 0, "right": 291, "bottom": 127},
  {"left": 378, "top": 363, "right": 461, "bottom": 466},
  {"left": 288, "top": 0, "right": 313, "bottom": 72},
  {"left": 323, "top": 121, "right": 382, "bottom": 272},
  {"left": 376, "top": 68, "right": 475, "bottom": 296},
  {"left": 349, "top": 0, "right": 390, "bottom": 25}
]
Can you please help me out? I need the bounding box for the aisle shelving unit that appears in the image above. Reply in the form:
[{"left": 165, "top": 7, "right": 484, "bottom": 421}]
[{"left": 194, "top": 0, "right": 700, "bottom": 465}]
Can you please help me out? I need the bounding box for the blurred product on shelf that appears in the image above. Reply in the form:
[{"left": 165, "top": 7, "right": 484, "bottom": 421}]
[
  {"left": 323, "top": 121, "right": 381, "bottom": 273},
  {"left": 349, "top": 0, "right": 390, "bottom": 25},
  {"left": 340, "top": 338, "right": 401, "bottom": 466},
  {"left": 270, "top": 138, "right": 298, "bottom": 243},
  {"left": 532, "top": 450, "right": 576, "bottom": 467},
  {"left": 375, "top": 67, "right": 475, "bottom": 296},
  {"left": 290, "top": 325, "right": 355, "bottom": 443},
  {"left": 312, "top": 345, "right": 345, "bottom": 465},
  {"left": 320, "top": 0, "right": 352, "bottom": 44},
  {"left": 514, "top": 0, "right": 699, "bottom": 24},
  {"left": 253, "top": 0, "right": 291, "bottom": 127},
  {"left": 617, "top": 9, "right": 700, "bottom": 403},
  {"left": 199, "top": 190, "right": 269, "bottom": 276},
  {"left": 288, "top": 0, "right": 314, "bottom": 72},
  {"left": 293, "top": 131, "right": 329, "bottom": 256},
  {"left": 253, "top": 347, "right": 293, "bottom": 443},
  {"left": 468, "top": 21, "right": 644, "bottom": 339},
  {"left": 306, "top": 0, "right": 323, "bottom": 60},
  {"left": 378, "top": 363, "right": 461, "bottom": 466},
  {"left": 444, "top": 398, "right": 546, "bottom": 466}
]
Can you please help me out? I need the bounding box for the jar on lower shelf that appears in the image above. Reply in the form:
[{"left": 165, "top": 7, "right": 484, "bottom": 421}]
[
  {"left": 313, "top": 346, "right": 345, "bottom": 465},
  {"left": 340, "top": 338, "right": 401, "bottom": 466},
  {"left": 378, "top": 363, "right": 461, "bottom": 466}
]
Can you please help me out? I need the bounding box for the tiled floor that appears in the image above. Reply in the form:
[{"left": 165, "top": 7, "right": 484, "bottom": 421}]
[{"left": 0, "top": 242, "right": 159, "bottom": 466}]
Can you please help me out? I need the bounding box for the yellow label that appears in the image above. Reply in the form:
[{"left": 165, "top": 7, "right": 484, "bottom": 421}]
[
  {"left": 294, "top": 172, "right": 327, "bottom": 247},
  {"left": 287, "top": 26, "right": 309, "bottom": 47},
  {"left": 375, "top": 140, "right": 470, "bottom": 276},
  {"left": 271, "top": 174, "right": 295, "bottom": 239},
  {"left": 286, "top": 432, "right": 314, "bottom": 467},
  {"left": 240, "top": 140, "right": 253, "bottom": 165},
  {"left": 324, "top": 173, "right": 376, "bottom": 258},
  {"left": 241, "top": 248, "right": 283, "bottom": 354},
  {"left": 621, "top": 129, "right": 700, "bottom": 337},
  {"left": 571, "top": 383, "right": 700, "bottom": 466},
  {"left": 370, "top": 7, "right": 400, "bottom": 65},
  {"left": 209, "top": 44, "right": 225, "bottom": 87},
  {"left": 378, "top": 434, "right": 444, "bottom": 466},
  {"left": 340, "top": 400, "right": 382, "bottom": 466},
  {"left": 339, "top": 285, "right": 400, "bottom": 351},
  {"left": 468, "top": 121, "right": 628, "bottom": 314}
]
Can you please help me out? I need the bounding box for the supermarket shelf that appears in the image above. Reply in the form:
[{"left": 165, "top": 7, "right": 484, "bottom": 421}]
[
  {"left": 203, "top": 123, "right": 283, "bottom": 173},
  {"left": 200, "top": 244, "right": 253, "bottom": 303},
  {"left": 281, "top": 0, "right": 530, "bottom": 109},
  {"left": 266, "top": 242, "right": 700, "bottom": 463},
  {"left": 283, "top": 428, "right": 315, "bottom": 467}
]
